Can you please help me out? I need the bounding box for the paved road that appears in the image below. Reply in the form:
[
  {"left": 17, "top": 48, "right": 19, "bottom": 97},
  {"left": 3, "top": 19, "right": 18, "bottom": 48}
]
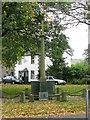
[{"left": 1, "top": 114, "right": 88, "bottom": 120}]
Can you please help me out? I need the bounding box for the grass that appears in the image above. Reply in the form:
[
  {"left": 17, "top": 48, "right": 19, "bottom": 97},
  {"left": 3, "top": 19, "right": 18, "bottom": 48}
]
[
  {"left": 2, "top": 100, "right": 86, "bottom": 118},
  {"left": 58, "top": 84, "right": 88, "bottom": 92},
  {"left": 56, "top": 84, "right": 88, "bottom": 95},
  {"left": 2, "top": 84, "right": 31, "bottom": 98},
  {"left": 1, "top": 84, "right": 88, "bottom": 118},
  {"left": 2, "top": 84, "right": 88, "bottom": 98}
]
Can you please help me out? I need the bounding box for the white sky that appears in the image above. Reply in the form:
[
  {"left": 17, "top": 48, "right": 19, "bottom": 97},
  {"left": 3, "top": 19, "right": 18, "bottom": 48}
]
[{"left": 64, "top": 23, "right": 88, "bottom": 59}]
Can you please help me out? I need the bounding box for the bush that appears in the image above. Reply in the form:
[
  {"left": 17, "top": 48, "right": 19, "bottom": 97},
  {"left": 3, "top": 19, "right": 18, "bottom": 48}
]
[
  {"left": 82, "top": 78, "right": 87, "bottom": 84},
  {"left": 70, "top": 78, "right": 87, "bottom": 85}
]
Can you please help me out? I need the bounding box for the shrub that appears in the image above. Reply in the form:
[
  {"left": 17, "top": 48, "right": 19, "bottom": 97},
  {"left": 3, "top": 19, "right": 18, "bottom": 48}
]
[{"left": 70, "top": 78, "right": 87, "bottom": 85}]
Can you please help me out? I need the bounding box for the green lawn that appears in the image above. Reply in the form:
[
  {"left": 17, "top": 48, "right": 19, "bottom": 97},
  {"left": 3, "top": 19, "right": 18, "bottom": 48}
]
[
  {"left": 59, "top": 84, "right": 88, "bottom": 92},
  {"left": 56, "top": 84, "right": 88, "bottom": 96},
  {"left": 2, "top": 84, "right": 88, "bottom": 98},
  {"left": 2, "top": 84, "right": 31, "bottom": 98}
]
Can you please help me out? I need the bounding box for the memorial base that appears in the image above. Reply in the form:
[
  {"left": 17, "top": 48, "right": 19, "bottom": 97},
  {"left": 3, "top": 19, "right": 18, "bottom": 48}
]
[
  {"left": 31, "top": 80, "right": 55, "bottom": 100},
  {"left": 39, "top": 81, "right": 48, "bottom": 100},
  {"left": 39, "top": 92, "right": 48, "bottom": 100}
]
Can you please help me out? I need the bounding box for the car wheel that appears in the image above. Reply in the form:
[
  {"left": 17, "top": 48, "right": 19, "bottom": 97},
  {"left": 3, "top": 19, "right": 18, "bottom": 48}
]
[
  {"left": 55, "top": 82, "right": 58, "bottom": 85},
  {"left": 12, "top": 81, "right": 15, "bottom": 84}
]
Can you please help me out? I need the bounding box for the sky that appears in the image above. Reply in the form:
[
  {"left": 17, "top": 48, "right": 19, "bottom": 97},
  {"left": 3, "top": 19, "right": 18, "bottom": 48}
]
[{"left": 64, "top": 23, "right": 88, "bottom": 59}]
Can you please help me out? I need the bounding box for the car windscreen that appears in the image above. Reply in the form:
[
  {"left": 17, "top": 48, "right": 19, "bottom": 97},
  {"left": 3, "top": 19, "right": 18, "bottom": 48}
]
[{"left": 14, "top": 76, "right": 18, "bottom": 80}]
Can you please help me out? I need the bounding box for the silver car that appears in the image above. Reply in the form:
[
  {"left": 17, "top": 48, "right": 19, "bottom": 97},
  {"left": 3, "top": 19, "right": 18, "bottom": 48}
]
[{"left": 46, "top": 76, "right": 66, "bottom": 85}]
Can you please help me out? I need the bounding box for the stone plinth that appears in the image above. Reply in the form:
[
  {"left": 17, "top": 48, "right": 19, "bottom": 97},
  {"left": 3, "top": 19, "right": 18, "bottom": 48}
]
[
  {"left": 47, "top": 80, "right": 55, "bottom": 94},
  {"left": 39, "top": 92, "right": 48, "bottom": 100},
  {"left": 31, "top": 80, "right": 55, "bottom": 100},
  {"left": 31, "top": 80, "right": 40, "bottom": 100}
]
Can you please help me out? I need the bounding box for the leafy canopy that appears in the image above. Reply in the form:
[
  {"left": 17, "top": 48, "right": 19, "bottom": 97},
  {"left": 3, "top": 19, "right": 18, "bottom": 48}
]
[{"left": 2, "top": 2, "right": 72, "bottom": 68}]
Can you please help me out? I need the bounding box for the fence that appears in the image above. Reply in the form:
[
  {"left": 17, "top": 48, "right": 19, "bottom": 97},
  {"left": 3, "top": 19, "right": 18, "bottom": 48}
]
[{"left": 2, "top": 88, "right": 85, "bottom": 101}]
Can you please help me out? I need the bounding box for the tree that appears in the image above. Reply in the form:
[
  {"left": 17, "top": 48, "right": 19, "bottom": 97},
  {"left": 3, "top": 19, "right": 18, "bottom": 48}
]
[
  {"left": 2, "top": 2, "right": 43, "bottom": 68},
  {"left": 45, "top": 1, "right": 90, "bottom": 79},
  {"left": 45, "top": 24, "right": 72, "bottom": 79},
  {"left": 56, "top": 1, "right": 90, "bottom": 26},
  {"left": 64, "top": 61, "right": 88, "bottom": 81},
  {"left": 2, "top": 2, "right": 72, "bottom": 68},
  {"left": 83, "top": 49, "right": 88, "bottom": 60}
]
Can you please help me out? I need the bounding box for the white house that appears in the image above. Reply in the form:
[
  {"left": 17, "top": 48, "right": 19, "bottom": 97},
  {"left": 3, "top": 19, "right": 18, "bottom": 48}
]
[
  {"left": 15, "top": 54, "right": 52, "bottom": 83},
  {"left": 15, "top": 55, "right": 39, "bottom": 83}
]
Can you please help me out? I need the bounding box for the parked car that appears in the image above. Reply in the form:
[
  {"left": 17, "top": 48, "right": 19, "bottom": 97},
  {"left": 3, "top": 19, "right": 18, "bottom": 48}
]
[
  {"left": 46, "top": 76, "right": 66, "bottom": 85},
  {"left": 3, "top": 76, "right": 24, "bottom": 84}
]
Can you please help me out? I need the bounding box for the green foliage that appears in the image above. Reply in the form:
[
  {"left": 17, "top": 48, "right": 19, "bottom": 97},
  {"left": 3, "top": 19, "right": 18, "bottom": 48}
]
[
  {"left": 46, "top": 32, "right": 71, "bottom": 62},
  {"left": 71, "top": 61, "right": 88, "bottom": 79},
  {"left": 87, "top": 65, "right": 90, "bottom": 75},
  {"left": 47, "top": 60, "right": 88, "bottom": 83},
  {"left": 45, "top": 23, "right": 72, "bottom": 79},
  {"left": 2, "top": 2, "right": 42, "bottom": 68},
  {"left": 64, "top": 61, "right": 88, "bottom": 84},
  {"left": 46, "top": 63, "right": 65, "bottom": 79},
  {"left": 69, "top": 78, "right": 87, "bottom": 85},
  {"left": 2, "top": 2, "right": 72, "bottom": 69}
]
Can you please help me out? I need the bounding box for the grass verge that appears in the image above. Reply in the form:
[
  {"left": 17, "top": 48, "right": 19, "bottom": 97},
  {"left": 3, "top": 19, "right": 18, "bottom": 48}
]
[
  {"left": 2, "top": 100, "right": 86, "bottom": 118},
  {"left": 2, "top": 84, "right": 88, "bottom": 98}
]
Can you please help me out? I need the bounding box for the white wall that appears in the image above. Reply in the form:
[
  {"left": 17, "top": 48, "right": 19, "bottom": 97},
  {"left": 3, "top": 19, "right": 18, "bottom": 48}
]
[{"left": 15, "top": 55, "right": 39, "bottom": 82}]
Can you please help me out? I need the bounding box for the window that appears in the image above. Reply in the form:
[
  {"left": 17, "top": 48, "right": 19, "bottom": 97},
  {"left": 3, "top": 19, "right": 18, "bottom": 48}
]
[
  {"left": 49, "top": 76, "right": 53, "bottom": 80},
  {"left": 18, "top": 71, "right": 23, "bottom": 80},
  {"left": 31, "top": 56, "right": 34, "bottom": 64},
  {"left": 11, "top": 71, "right": 14, "bottom": 76},
  {"left": 31, "top": 71, "right": 35, "bottom": 79}
]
